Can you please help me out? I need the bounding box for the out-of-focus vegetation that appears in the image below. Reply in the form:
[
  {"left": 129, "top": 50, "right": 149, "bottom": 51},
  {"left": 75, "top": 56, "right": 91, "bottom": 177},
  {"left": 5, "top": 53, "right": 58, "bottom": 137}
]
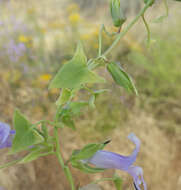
[{"left": 0, "top": 0, "right": 181, "bottom": 190}]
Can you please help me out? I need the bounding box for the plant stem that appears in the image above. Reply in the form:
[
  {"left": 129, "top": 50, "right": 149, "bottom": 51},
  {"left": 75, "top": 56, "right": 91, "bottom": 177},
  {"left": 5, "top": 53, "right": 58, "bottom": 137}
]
[
  {"left": 163, "top": 0, "right": 169, "bottom": 17},
  {"left": 0, "top": 159, "right": 21, "bottom": 170},
  {"left": 103, "top": 0, "right": 153, "bottom": 56},
  {"left": 98, "top": 24, "right": 104, "bottom": 57},
  {"left": 142, "top": 14, "right": 151, "bottom": 45},
  {"left": 54, "top": 126, "right": 75, "bottom": 190}
]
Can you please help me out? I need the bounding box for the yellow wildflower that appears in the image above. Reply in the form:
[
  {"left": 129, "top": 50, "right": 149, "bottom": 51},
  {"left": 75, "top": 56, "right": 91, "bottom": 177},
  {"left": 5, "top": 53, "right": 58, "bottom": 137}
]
[
  {"left": 92, "top": 27, "right": 99, "bottom": 37},
  {"left": 93, "top": 43, "right": 99, "bottom": 49},
  {"left": 39, "top": 74, "right": 52, "bottom": 82},
  {"left": 69, "top": 13, "right": 81, "bottom": 24},
  {"left": 18, "top": 35, "right": 30, "bottom": 43},
  {"left": 80, "top": 34, "right": 92, "bottom": 40}
]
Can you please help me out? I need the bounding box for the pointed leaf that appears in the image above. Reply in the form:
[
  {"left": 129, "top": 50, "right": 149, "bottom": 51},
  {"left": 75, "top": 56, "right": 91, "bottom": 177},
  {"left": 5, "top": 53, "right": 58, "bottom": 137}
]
[
  {"left": 62, "top": 115, "right": 76, "bottom": 130},
  {"left": 11, "top": 110, "right": 44, "bottom": 153},
  {"left": 49, "top": 43, "right": 105, "bottom": 89}
]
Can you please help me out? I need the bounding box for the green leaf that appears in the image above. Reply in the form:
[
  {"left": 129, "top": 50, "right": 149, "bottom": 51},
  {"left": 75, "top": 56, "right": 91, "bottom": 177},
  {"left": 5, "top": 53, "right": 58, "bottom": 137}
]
[
  {"left": 70, "top": 101, "right": 88, "bottom": 115},
  {"left": 107, "top": 62, "right": 138, "bottom": 95},
  {"left": 89, "top": 95, "right": 96, "bottom": 109},
  {"left": 62, "top": 115, "right": 76, "bottom": 130},
  {"left": 113, "top": 174, "right": 123, "bottom": 190},
  {"left": 56, "top": 88, "right": 71, "bottom": 106},
  {"left": 11, "top": 110, "right": 44, "bottom": 153},
  {"left": 41, "top": 122, "right": 48, "bottom": 141},
  {"left": 20, "top": 147, "right": 53, "bottom": 164},
  {"left": 49, "top": 42, "right": 105, "bottom": 89},
  {"left": 70, "top": 143, "right": 106, "bottom": 161},
  {"left": 71, "top": 161, "right": 105, "bottom": 174}
]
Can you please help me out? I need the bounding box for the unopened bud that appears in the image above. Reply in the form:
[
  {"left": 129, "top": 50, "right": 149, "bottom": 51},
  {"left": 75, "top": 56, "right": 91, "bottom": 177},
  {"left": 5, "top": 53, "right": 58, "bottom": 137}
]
[
  {"left": 110, "top": 0, "right": 126, "bottom": 28},
  {"left": 144, "top": 0, "right": 155, "bottom": 6}
]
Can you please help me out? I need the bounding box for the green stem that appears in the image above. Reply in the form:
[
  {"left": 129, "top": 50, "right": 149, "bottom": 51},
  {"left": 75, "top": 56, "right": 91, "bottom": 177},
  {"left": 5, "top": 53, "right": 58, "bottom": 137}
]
[
  {"left": 103, "top": 0, "right": 153, "bottom": 56},
  {"left": 54, "top": 126, "right": 75, "bottom": 190},
  {"left": 0, "top": 159, "right": 21, "bottom": 170},
  {"left": 142, "top": 14, "right": 151, "bottom": 45},
  {"left": 98, "top": 25, "right": 104, "bottom": 57},
  {"left": 163, "top": 0, "right": 169, "bottom": 17}
]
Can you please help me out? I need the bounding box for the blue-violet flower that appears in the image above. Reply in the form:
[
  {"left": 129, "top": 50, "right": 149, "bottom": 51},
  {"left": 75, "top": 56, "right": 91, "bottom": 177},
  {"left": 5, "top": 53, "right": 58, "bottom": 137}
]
[
  {"left": 0, "top": 122, "right": 15, "bottom": 149},
  {"left": 82, "top": 133, "right": 146, "bottom": 190}
]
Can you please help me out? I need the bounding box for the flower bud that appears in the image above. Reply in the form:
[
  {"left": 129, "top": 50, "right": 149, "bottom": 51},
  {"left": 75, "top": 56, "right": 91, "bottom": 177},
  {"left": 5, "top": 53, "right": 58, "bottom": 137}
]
[
  {"left": 144, "top": 0, "right": 155, "bottom": 6},
  {"left": 110, "top": 0, "right": 126, "bottom": 27}
]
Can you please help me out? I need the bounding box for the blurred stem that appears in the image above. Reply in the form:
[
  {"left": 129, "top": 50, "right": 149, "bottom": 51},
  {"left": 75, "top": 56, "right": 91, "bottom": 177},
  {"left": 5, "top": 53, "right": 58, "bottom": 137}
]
[
  {"left": 54, "top": 107, "right": 75, "bottom": 190},
  {"left": 163, "top": 0, "right": 169, "bottom": 16},
  {"left": 0, "top": 159, "right": 21, "bottom": 170},
  {"left": 103, "top": 0, "right": 153, "bottom": 56},
  {"left": 98, "top": 25, "right": 104, "bottom": 56},
  {"left": 142, "top": 14, "right": 151, "bottom": 45}
]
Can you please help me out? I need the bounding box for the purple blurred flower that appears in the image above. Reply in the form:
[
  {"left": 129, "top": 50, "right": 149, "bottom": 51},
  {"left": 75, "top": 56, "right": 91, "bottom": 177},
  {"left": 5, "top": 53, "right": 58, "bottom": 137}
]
[
  {"left": 0, "top": 122, "right": 15, "bottom": 149},
  {"left": 4, "top": 40, "right": 26, "bottom": 62},
  {"left": 82, "top": 133, "right": 146, "bottom": 190}
]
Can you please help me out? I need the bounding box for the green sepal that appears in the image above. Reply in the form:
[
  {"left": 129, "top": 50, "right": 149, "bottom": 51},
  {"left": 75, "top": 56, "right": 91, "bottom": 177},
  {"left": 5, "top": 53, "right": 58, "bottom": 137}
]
[
  {"left": 70, "top": 142, "right": 107, "bottom": 161},
  {"left": 71, "top": 160, "right": 105, "bottom": 174}
]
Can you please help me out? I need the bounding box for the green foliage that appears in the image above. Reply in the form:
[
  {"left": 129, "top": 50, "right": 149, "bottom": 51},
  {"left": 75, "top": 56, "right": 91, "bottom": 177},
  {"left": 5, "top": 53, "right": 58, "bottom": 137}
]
[
  {"left": 19, "top": 146, "right": 53, "bottom": 164},
  {"left": 71, "top": 161, "right": 105, "bottom": 174},
  {"left": 129, "top": 37, "right": 181, "bottom": 98},
  {"left": 11, "top": 110, "right": 44, "bottom": 153},
  {"left": 49, "top": 42, "right": 105, "bottom": 89},
  {"left": 107, "top": 62, "right": 138, "bottom": 95},
  {"left": 113, "top": 174, "right": 123, "bottom": 190},
  {"left": 62, "top": 115, "right": 76, "bottom": 130},
  {"left": 70, "top": 102, "right": 89, "bottom": 115},
  {"left": 110, "top": 0, "right": 126, "bottom": 27},
  {"left": 56, "top": 88, "right": 71, "bottom": 106},
  {"left": 70, "top": 142, "right": 106, "bottom": 161}
]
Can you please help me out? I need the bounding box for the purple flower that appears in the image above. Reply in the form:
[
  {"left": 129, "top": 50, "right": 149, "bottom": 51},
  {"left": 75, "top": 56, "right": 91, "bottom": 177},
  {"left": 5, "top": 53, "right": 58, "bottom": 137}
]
[
  {"left": 4, "top": 40, "right": 26, "bottom": 62},
  {"left": 0, "top": 122, "right": 15, "bottom": 149},
  {"left": 82, "top": 133, "right": 146, "bottom": 190}
]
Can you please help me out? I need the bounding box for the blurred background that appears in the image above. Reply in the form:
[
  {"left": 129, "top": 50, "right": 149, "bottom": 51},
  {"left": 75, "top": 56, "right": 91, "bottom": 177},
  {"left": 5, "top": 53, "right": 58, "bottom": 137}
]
[{"left": 0, "top": 0, "right": 181, "bottom": 189}]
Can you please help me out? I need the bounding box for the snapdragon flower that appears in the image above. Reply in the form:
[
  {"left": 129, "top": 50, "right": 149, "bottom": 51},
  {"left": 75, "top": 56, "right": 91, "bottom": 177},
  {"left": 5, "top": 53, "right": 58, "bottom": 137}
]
[
  {"left": 82, "top": 133, "right": 146, "bottom": 190},
  {"left": 0, "top": 122, "right": 15, "bottom": 149}
]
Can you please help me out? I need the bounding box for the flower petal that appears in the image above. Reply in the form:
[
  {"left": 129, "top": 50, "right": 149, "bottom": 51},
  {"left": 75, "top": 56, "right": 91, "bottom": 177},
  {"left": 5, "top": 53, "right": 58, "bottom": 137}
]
[
  {"left": 0, "top": 122, "right": 11, "bottom": 144},
  {"left": 126, "top": 166, "right": 147, "bottom": 190},
  {"left": 83, "top": 133, "right": 140, "bottom": 170}
]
